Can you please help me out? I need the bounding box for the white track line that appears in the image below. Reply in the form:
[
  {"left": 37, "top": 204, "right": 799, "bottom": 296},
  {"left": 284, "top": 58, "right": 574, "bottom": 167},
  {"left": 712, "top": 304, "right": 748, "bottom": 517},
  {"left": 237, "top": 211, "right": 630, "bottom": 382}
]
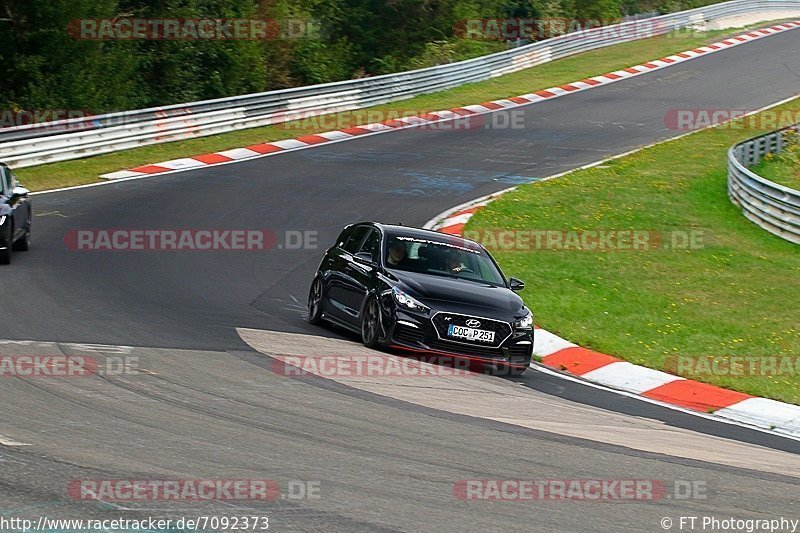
[{"left": 0, "top": 434, "right": 31, "bottom": 446}]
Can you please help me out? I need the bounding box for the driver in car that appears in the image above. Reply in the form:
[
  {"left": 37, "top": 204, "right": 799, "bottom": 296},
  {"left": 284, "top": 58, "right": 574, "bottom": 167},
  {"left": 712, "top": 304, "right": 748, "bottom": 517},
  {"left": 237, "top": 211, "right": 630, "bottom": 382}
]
[
  {"left": 444, "top": 249, "right": 466, "bottom": 273},
  {"left": 386, "top": 240, "right": 410, "bottom": 268}
]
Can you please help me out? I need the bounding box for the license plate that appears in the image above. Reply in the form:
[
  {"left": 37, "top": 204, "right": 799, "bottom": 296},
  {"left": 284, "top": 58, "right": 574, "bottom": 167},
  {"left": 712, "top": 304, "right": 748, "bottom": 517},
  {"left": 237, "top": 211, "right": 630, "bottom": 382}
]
[{"left": 447, "top": 324, "right": 495, "bottom": 343}]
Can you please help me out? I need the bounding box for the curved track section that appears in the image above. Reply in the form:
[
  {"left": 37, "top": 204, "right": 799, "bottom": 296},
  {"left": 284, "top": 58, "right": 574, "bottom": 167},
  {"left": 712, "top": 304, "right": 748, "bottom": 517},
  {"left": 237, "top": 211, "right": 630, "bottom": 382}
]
[{"left": 1, "top": 28, "right": 799, "bottom": 532}]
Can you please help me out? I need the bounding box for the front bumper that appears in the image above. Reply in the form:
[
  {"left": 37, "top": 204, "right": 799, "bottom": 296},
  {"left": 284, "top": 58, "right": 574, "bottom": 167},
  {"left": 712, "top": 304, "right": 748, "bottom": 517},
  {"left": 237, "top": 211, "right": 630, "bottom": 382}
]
[{"left": 386, "top": 308, "right": 533, "bottom": 368}]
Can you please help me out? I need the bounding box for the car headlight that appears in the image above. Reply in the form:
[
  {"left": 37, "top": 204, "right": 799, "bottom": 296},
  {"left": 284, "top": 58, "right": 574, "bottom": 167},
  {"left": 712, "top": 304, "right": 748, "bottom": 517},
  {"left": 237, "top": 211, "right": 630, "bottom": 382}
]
[
  {"left": 514, "top": 310, "right": 533, "bottom": 329},
  {"left": 392, "top": 287, "right": 430, "bottom": 313},
  {"left": 0, "top": 216, "right": 5, "bottom": 226}
]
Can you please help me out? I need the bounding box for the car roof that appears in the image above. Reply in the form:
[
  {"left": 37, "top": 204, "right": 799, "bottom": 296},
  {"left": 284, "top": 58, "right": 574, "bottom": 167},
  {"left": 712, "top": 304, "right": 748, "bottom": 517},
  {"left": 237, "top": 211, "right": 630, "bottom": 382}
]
[
  {"left": 375, "top": 223, "right": 452, "bottom": 239},
  {"left": 372, "top": 223, "right": 484, "bottom": 251}
]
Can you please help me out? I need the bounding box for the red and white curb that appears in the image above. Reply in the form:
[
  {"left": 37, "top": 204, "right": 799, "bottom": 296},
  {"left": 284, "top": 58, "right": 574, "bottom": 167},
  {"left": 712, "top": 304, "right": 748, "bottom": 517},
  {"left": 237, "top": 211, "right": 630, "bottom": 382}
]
[
  {"left": 100, "top": 21, "right": 800, "bottom": 181},
  {"left": 426, "top": 190, "right": 800, "bottom": 439}
]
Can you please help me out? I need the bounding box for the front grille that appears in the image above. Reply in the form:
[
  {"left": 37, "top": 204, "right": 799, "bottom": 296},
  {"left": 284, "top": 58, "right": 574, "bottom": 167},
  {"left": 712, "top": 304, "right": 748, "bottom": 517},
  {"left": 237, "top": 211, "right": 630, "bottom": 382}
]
[
  {"left": 431, "top": 313, "right": 512, "bottom": 347},
  {"left": 427, "top": 339, "right": 532, "bottom": 361},
  {"left": 393, "top": 323, "right": 426, "bottom": 345},
  {"left": 428, "top": 339, "right": 505, "bottom": 359}
]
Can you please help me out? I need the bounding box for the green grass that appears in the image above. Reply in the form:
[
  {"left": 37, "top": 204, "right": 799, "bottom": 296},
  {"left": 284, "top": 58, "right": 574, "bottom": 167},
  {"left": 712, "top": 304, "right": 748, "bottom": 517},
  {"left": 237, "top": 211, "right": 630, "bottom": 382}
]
[
  {"left": 17, "top": 25, "right": 770, "bottom": 192},
  {"left": 751, "top": 131, "right": 800, "bottom": 190},
  {"left": 467, "top": 101, "right": 800, "bottom": 404}
]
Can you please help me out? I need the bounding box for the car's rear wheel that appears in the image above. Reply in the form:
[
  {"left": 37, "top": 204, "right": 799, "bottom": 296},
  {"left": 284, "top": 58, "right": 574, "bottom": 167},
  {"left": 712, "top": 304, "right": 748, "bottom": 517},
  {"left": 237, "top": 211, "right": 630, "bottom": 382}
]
[
  {"left": 307, "top": 278, "right": 325, "bottom": 325},
  {"left": 361, "top": 296, "right": 381, "bottom": 348},
  {"left": 0, "top": 244, "right": 9, "bottom": 265}
]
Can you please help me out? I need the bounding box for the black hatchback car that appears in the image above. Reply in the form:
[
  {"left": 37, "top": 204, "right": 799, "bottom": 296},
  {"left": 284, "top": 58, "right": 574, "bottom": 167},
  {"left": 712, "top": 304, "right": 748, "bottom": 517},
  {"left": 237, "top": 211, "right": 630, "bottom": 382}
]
[
  {"left": 0, "top": 163, "right": 31, "bottom": 265},
  {"left": 308, "top": 223, "right": 534, "bottom": 376}
]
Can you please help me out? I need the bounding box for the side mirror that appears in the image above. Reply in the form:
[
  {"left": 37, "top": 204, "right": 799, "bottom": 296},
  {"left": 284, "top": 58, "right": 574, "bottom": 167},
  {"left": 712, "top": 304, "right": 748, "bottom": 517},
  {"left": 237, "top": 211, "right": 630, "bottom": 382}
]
[
  {"left": 509, "top": 277, "right": 525, "bottom": 292},
  {"left": 353, "top": 252, "right": 375, "bottom": 265},
  {"left": 8, "top": 186, "right": 29, "bottom": 203}
]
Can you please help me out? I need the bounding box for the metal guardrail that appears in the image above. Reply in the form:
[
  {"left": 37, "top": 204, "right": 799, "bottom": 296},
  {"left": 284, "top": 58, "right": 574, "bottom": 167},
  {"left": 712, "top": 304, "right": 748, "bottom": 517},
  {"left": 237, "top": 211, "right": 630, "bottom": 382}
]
[
  {"left": 2, "top": 0, "right": 800, "bottom": 168},
  {"left": 728, "top": 125, "right": 800, "bottom": 244}
]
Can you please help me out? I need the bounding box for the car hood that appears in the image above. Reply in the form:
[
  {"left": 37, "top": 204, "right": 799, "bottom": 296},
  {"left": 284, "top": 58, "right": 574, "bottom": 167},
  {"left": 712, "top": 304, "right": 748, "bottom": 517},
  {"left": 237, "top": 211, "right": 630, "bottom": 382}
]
[{"left": 390, "top": 270, "right": 525, "bottom": 315}]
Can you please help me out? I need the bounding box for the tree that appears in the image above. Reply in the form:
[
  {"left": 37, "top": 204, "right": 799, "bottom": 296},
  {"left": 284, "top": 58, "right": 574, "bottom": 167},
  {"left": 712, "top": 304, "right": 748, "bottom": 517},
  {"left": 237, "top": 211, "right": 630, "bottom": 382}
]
[
  {"left": 0, "top": 0, "right": 144, "bottom": 112},
  {"left": 574, "top": 0, "right": 623, "bottom": 20}
]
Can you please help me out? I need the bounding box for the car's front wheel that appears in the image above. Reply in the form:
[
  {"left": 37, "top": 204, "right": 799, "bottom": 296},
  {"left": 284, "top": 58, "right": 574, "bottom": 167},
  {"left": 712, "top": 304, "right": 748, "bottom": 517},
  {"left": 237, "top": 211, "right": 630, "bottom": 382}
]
[
  {"left": 307, "top": 277, "right": 325, "bottom": 325},
  {"left": 361, "top": 296, "right": 381, "bottom": 348},
  {"left": 487, "top": 364, "right": 529, "bottom": 377},
  {"left": 507, "top": 365, "right": 528, "bottom": 377},
  {"left": 13, "top": 217, "right": 30, "bottom": 252}
]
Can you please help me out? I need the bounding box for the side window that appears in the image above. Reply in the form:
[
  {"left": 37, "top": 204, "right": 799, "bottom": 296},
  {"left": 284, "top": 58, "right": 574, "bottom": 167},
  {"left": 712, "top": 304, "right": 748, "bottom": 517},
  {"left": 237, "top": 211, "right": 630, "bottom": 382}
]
[
  {"left": 342, "top": 226, "right": 371, "bottom": 254},
  {"left": 336, "top": 227, "right": 353, "bottom": 248},
  {"left": 0, "top": 166, "right": 8, "bottom": 194},
  {"left": 359, "top": 229, "right": 381, "bottom": 259}
]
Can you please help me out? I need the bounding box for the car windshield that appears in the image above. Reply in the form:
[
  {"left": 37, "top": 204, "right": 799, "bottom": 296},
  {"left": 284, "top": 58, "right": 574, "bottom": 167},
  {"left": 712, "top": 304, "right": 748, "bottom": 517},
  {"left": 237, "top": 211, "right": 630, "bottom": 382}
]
[{"left": 383, "top": 234, "right": 506, "bottom": 287}]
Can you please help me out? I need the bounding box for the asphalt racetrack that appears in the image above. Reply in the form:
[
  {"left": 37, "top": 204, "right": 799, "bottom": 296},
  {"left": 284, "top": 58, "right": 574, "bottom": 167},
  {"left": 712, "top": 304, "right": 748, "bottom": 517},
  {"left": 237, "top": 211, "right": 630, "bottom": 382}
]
[{"left": 1, "top": 26, "right": 799, "bottom": 532}]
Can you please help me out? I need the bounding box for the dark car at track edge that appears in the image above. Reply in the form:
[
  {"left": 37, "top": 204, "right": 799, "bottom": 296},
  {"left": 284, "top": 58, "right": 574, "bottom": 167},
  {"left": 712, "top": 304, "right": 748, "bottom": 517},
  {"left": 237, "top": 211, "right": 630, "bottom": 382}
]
[
  {"left": 308, "top": 223, "right": 534, "bottom": 376},
  {"left": 0, "top": 162, "right": 31, "bottom": 265}
]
